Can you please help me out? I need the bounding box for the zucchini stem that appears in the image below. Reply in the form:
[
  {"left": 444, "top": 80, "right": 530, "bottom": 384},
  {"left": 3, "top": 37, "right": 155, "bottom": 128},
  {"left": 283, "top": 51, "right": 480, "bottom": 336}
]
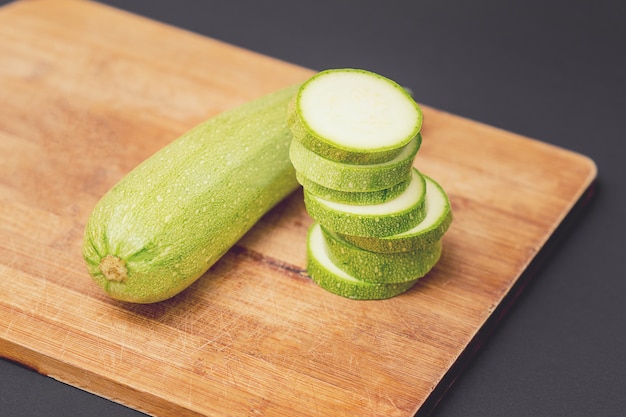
[{"left": 99, "top": 255, "right": 128, "bottom": 283}]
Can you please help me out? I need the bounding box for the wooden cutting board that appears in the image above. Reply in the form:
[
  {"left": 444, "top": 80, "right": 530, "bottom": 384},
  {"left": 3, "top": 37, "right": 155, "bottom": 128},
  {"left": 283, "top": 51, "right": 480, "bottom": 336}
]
[{"left": 0, "top": 1, "right": 597, "bottom": 416}]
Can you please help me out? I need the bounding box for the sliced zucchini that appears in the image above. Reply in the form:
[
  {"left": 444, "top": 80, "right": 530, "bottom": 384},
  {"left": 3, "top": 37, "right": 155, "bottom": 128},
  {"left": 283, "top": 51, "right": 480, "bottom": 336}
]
[
  {"left": 296, "top": 171, "right": 411, "bottom": 205},
  {"left": 340, "top": 175, "right": 452, "bottom": 253},
  {"left": 322, "top": 226, "right": 442, "bottom": 284},
  {"left": 303, "top": 168, "right": 427, "bottom": 237},
  {"left": 289, "top": 133, "right": 420, "bottom": 192},
  {"left": 306, "top": 223, "right": 419, "bottom": 300},
  {"left": 288, "top": 68, "right": 423, "bottom": 164}
]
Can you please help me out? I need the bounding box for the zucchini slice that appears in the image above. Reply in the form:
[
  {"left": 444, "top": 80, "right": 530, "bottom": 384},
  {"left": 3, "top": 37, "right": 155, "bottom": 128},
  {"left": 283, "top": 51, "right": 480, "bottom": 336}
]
[
  {"left": 306, "top": 223, "right": 419, "bottom": 300},
  {"left": 340, "top": 175, "right": 453, "bottom": 253},
  {"left": 296, "top": 171, "right": 411, "bottom": 205},
  {"left": 303, "top": 168, "right": 427, "bottom": 237},
  {"left": 288, "top": 68, "right": 423, "bottom": 164},
  {"left": 323, "top": 225, "right": 442, "bottom": 284},
  {"left": 289, "top": 133, "right": 420, "bottom": 192}
]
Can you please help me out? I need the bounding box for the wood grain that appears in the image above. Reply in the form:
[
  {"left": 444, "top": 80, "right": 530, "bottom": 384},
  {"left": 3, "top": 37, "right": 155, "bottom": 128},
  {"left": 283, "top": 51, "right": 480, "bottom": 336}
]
[{"left": 0, "top": 1, "right": 596, "bottom": 416}]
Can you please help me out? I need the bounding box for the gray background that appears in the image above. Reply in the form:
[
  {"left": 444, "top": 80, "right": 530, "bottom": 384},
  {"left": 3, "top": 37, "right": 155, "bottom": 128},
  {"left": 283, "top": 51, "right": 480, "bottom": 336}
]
[{"left": 1, "top": 0, "right": 625, "bottom": 416}]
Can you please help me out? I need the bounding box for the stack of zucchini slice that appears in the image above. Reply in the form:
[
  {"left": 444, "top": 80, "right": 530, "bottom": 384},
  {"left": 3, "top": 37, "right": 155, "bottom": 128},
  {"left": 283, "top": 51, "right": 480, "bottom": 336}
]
[{"left": 288, "top": 69, "right": 452, "bottom": 299}]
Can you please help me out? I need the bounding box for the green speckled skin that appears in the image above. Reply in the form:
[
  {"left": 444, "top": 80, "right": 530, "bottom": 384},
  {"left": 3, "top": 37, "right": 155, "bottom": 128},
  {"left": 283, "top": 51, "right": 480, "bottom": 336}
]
[
  {"left": 289, "top": 134, "right": 420, "bottom": 192},
  {"left": 82, "top": 84, "right": 301, "bottom": 303},
  {"left": 295, "top": 171, "right": 411, "bottom": 205},
  {"left": 339, "top": 175, "right": 453, "bottom": 253},
  {"left": 306, "top": 224, "right": 418, "bottom": 300},
  {"left": 323, "top": 226, "right": 442, "bottom": 284},
  {"left": 303, "top": 168, "right": 427, "bottom": 238}
]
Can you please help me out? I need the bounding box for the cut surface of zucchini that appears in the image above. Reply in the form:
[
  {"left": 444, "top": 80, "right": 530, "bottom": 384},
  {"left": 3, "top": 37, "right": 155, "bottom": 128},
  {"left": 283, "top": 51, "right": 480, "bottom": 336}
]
[
  {"left": 323, "top": 226, "right": 442, "bottom": 284},
  {"left": 340, "top": 175, "right": 452, "bottom": 253},
  {"left": 303, "top": 168, "right": 427, "bottom": 237},
  {"left": 288, "top": 68, "right": 423, "bottom": 164},
  {"left": 306, "top": 223, "right": 419, "bottom": 300},
  {"left": 289, "top": 134, "right": 420, "bottom": 192}
]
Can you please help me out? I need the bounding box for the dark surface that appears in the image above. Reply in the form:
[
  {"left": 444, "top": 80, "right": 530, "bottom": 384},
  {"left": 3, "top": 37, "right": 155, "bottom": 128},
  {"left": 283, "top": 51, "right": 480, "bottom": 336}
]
[{"left": 1, "top": 1, "right": 625, "bottom": 416}]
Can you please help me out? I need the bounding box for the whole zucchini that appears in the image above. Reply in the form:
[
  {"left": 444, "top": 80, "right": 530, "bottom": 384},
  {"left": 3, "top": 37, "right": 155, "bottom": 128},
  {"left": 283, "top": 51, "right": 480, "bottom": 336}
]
[{"left": 82, "top": 84, "right": 300, "bottom": 303}]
